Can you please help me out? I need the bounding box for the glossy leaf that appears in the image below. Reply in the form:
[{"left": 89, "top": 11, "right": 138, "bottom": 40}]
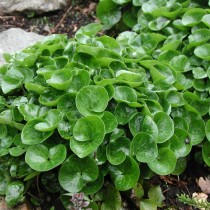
[
  {"left": 76, "top": 86, "right": 109, "bottom": 117},
  {"left": 22, "top": 119, "right": 53, "bottom": 145},
  {"left": 205, "top": 119, "right": 210, "bottom": 142},
  {"left": 5, "top": 181, "right": 25, "bottom": 207},
  {"left": 182, "top": 8, "right": 206, "bottom": 26},
  {"left": 114, "top": 103, "right": 137, "bottom": 125},
  {"left": 101, "top": 111, "right": 118, "bottom": 133},
  {"left": 154, "top": 112, "right": 174, "bottom": 143},
  {"left": 170, "top": 129, "right": 192, "bottom": 158},
  {"left": 25, "top": 144, "right": 66, "bottom": 171},
  {"left": 129, "top": 113, "right": 158, "bottom": 138},
  {"left": 59, "top": 155, "right": 99, "bottom": 192},
  {"left": 194, "top": 44, "right": 210, "bottom": 60},
  {"left": 106, "top": 137, "right": 130, "bottom": 165},
  {"left": 202, "top": 141, "right": 210, "bottom": 167},
  {"left": 71, "top": 116, "right": 105, "bottom": 158},
  {"left": 148, "top": 148, "right": 177, "bottom": 175},
  {"left": 131, "top": 132, "right": 158, "bottom": 162},
  {"left": 109, "top": 156, "right": 140, "bottom": 191}
]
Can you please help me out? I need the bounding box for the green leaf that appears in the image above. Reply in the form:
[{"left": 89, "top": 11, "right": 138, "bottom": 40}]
[
  {"left": 96, "top": 0, "right": 121, "bottom": 30},
  {"left": 140, "top": 199, "right": 157, "bottom": 210},
  {"left": 14, "top": 51, "right": 38, "bottom": 67},
  {"left": 25, "top": 144, "right": 66, "bottom": 171},
  {"left": 148, "top": 148, "right": 177, "bottom": 175},
  {"left": 205, "top": 119, "right": 210, "bottom": 142},
  {"left": 170, "top": 129, "right": 192, "bottom": 158},
  {"left": 149, "top": 17, "right": 170, "bottom": 31},
  {"left": 109, "top": 156, "right": 140, "bottom": 191},
  {"left": 34, "top": 109, "right": 63, "bottom": 132},
  {"left": 76, "top": 86, "right": 109, "bottom": 117},
  {"left": 106, "top": 137, "right": 130, "bottom": 165},
  {"left": 39, "top": 87, "right": 65, "bottom": 106},
  {"left": 112, "top": 0, "right": 131, "bottom": 4},
  {"left": 46, "top": 69, "right": 73, "bottom": 90},
  {"left": 0, "top": 124, "right": 7, "bottom": 139},
  {"left": 58, "top": 155, "right": 98, "bottom": 192},
  {"left": 182, "top": 8, "right": 206, "bottom": 27},
  {"left": 5, "top": 181, "right": 25, "bottom": 207},
  {"left": 70, "top": 116, "right": 105, "bottom": 158},
  {"left": 166, "top": 91, "right": 185, "bottom": 107},
  {"left": 9, "top": 134, "right": 28, "bottom": 157},
  {"left": 76, "top": 23, "right": 103, "bottom": 37},
  {"left": 113, "top": 86, "right": 138, "bottom": 105},
  {"left": 172, "top": 157, "right": 187, "bottom": 175},
  {"left": 129, "top": 113, "right": 158, "bottom": 138},
  {"left": 154, "top": 112, "right": 174, "bottom": 143},
  {"left": 194, "top": 44, "right": 210, "bottom": 60},
  {"left": 202, "top": 141, "right": 210, "bottom": 167},
  {"left": 22, "top": 119, "right": 53, "bottom": 145},
  {"left": 188, "top": 29, "right": 210, "bottom": 48},
  {"left": 202, "top": 14, "right": 210, "bottom": 27},
  {"left": 2, "top": 65, "right": 34, "bottom": 94},
  {"left": 97, "top": 184, "right": 122, "bottom": 210},
  {"left": 19, "top": 104, "right": 49, "bottom": 121},
  {"left": 183, "top": 111, "right": 205, "bottom": 145},
  {"left": 83, "top": 172, "right": 104, "bottom": 195},
  {"left": 101, "top": 111, "right": 118, "bottom": 133},
  {"left": 131, "top": 132, "right": 158, "bottom": 163},
  {"left": 169, "top": 55, "right": 191, "bottom": 72},
  {"left": 67, "top": 70, "right": 90, "bottom": 94},
  {"left": 0, "top": 170, "right": 9, "bottom": 195},
  {"left": 148, "top": 185, "right": 165, "bottom": 207},
  {"left": 114, "top": 103, "right": 137, "bottom": 125}
]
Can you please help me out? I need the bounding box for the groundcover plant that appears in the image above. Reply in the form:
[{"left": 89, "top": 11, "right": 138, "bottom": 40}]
[{"left": 0, "top": 1, "right": 210, "bottom": 207}]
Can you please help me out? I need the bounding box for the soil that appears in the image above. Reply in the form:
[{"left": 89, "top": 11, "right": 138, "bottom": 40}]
[
  {"left": 0, "top": 0, "right": 98, "bottom": 38},
  {"left": 0, "top": 1, "right": 209, "bottom": 209}
]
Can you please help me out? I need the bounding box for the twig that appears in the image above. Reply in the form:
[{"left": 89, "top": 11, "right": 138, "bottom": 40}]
[
  {"left": 0, "top": 15, "right": 22, "bottom": 19},
  {"left": 49, "top": 4, "right": 73, "bottom": 34},
  {"left": 27, "top": 192, "right": 40, "bottom": 201}
]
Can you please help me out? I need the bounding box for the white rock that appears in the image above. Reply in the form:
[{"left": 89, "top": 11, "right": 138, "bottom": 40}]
[
  {"left": 0, "top": 28, "right": 44, "bottom": 65},
  {"left": 0, "top": 0, "right": 70, "bottom": 14}
]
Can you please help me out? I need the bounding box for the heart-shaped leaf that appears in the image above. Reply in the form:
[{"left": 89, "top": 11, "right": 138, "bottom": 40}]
[
  {"left": 109, "top": 156, "right": 140, "bottom": 191},
  {"left": 170, "top": 128, "right": 192, "bottom": 158},
  {"left": 106, "top": 137, "right": 130, "bottom": 165},
  {"left": 70, "top": 116, "right": 105, "bottom": 158},
  {"left": 114, "top": 103, "right": 137, "bottom": 125},
  {"left": 25, "top": 144, "right": 66, "bottom": 171},
  {"left": 34, "top": 109, "right": 63, "bottom": 132},
  {"left": 101, "top": 111, "right": 118, "bottom": 133},
  {"left": 148, "top": 148, "right": 177, "bottom": 175},
  {"left": 22, "top": 119, "right": 53, "bottom": 145},
  {"left": 129, "top": 113, "right": 158, "bottom": 139},
  {"left": 58, "top": 155, "right": 99, "bottom": 193},
  {"left": 182, "top": 8, "right": 206, "bottom": 26},
  {"left": 154, "top": 112, "right": 174, "bottom": 143},
  {"left": 131, "top": 132, "right": 158, "bottom": 163},
  {"left": 46, "top": 69, "right": 73, "bottom": 90},
  {"left": 194, "top": 44, "right": 210, "bottom": 60},
  {"left": 76, "top": 85, "right": 109, "bottom": 117}
]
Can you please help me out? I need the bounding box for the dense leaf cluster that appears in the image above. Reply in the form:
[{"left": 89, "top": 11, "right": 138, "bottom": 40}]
[{"left": 0, "top": 0, "right": 210, "bottom": 208}]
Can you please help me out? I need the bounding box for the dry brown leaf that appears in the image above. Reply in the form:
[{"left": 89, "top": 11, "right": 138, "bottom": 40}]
[
  {"left": 82, "top": 2, "right": 97, "bottom": 15},
  {"left": 198, "top": 177, "right": 210, "bottom": 194}
]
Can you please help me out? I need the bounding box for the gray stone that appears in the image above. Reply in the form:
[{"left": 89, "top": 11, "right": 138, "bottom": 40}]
[
  {"left": 0, "top": 0, "right": 70, "bottom": 15},
  {"left": 0, "top": 28, "right": 44, "bottom": 65}
]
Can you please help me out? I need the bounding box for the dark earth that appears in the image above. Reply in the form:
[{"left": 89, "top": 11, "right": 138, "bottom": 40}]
[{"left": 0, "top": 0, "right": 209, "bottom": 209}]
